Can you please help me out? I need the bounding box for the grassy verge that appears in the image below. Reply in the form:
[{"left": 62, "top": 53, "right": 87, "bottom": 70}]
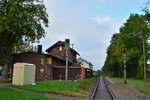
[
  {"left": 0, "top": 87, "right": 56, "bottom": 100},
  {"left": 110, "top": 77, "right": 150, "bottom": 95},
  {"left": 12, "top": 78, "right": 95, "bottom": 98},
  {"left": 129, "top": 80, "right": 150, "bottom": 95}
]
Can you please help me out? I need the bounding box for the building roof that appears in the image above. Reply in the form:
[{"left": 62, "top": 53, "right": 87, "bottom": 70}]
[
  {"left": 12, "top": 51, "right": 47, "bottom": 56},
  {"left": 46, "top": 41, "right": 64, "bottom": 52},
  {"left": 77, "top": 57, "right": 93, "bottom": 66},
  {"left": 45, "top": 40, "right": 80, "bottom": 55},
  {"left": 12, "top": 51, "right": 66, "bottom": 62}
]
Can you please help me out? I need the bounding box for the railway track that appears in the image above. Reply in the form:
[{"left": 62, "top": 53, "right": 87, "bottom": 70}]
[{"left": 90, "top": 76, "right": 115, "bottom": 100}]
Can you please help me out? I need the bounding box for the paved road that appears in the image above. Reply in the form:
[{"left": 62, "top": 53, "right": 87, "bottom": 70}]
[
  {"left": 93, "top": 77, "right": 113, "bottom": 100},
  {"left": 0, "top": 83, "right": 11, "bottom": 87}
]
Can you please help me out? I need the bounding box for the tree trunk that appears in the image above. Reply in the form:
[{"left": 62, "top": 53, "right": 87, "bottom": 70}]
[
  {"left": 1, "top": 56, "right": 9, "bottom": 77},
  {"left": 0, "top": 46, "right": 10, "bottom": 77}
]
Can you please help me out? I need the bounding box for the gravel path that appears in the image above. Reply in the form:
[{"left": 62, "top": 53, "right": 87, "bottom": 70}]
[
  {"left": 105, "top": 77, "right": 150, "bottom": 100},
  {"left": 0, "top": 83, "right": 11, "bottom": 87}
]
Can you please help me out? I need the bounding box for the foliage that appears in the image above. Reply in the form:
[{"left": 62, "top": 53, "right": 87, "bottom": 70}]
[
  {"left": 103, "top": 4, "right": 150, "bottom": 79},
  {"left": 0, "top": 0, "right": 49, "bottom": 76},
  {"left": 94, "top": 70, "right": 102, "bottom": 77}
]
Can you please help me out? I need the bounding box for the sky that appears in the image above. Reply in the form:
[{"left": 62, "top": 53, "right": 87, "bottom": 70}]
[{"left": 37, "top": 0, "right": 147, "bottom": 70}]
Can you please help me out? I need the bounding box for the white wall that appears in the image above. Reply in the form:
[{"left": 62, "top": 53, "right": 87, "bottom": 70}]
[{"left": 81, "top": 61, "right": 90, "bottom": 69}]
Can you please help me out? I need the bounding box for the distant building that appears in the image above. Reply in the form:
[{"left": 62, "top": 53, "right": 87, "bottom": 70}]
[
  {"left": 77, "top": 57, "right": 93, "bottom": 70},
  {"left": 77, "top": 57, "right": 93, "bottom": 77}
]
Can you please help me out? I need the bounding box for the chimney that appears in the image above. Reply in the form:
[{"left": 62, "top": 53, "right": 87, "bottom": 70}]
[
  {"left": 38, "top": 45, "right": 42, "bottom": 53},
  {"left": 65, "top": 39, "right": 70, "bottom": 50}
]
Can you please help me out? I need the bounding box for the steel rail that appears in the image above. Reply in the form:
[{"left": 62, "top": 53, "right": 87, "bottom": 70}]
[
  {"left": 90, "top": 76, "right": 115, "bottom": 100},
  {"left": 103, "top": 77, "right": 115, "bottom": 100},
  {"left": 90, "top": 77, "right": 100, "bottom": 100}
]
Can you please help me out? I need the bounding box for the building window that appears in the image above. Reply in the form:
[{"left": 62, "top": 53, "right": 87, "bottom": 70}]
[
  {"left": 59, "top": 46, "right": 62, "bottom": 51},
  {"left": 47, "top": 57, "right": 52, "bottom": 65},
  {"left": 40, "top": 58, "right": 44, "bottom": 66},
  {"left": 81, "top": 63, "right": 84, "bottom": 66}
]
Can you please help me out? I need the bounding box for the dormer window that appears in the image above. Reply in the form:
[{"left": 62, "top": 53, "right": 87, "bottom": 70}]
[
  {"left": 59, "top": 46, "right": 62, "bottom": 51},
  {"left": 81, "top": 63, "right": 84, "bottom": 65}
]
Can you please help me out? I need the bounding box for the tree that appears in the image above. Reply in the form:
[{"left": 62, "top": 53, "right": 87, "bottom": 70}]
[
  {"left": 94, "top": 70, "right": 102, "bottom": 77},
  {"left": 12, "top": 40, "right": 34, "bottom": 53},
  {"left": 103, "top": 13, "right": 149, "bottom": 79},
  {"left": 0, "top": 0, "right": 49, "bottom": 77},
  {"left": 119, "top": 14, "right": 148, "bottom": 78},
  {"left": 103, "top": 2, "right": 150, "bottom": 79},
  {"left": 103, "top": 33, "right": 121, "bottom": 77}
]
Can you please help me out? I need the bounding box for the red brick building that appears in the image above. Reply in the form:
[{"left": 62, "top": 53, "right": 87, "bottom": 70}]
[
  {"left": 12, "top": 52, "right": 65, "bottom": 80},
  {"left": 46, "top": 39, "right": 85, "bottom": 80},
  {"left": 46, "top": 40, "right": 79, "bottom": 64},
  {"left": 12, "top": 39, "right": 85, "bottom": 81}
]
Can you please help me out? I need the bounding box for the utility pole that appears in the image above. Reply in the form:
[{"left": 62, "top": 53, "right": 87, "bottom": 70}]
[
  {"left": 122, "top": 48, "right": 127, "bottom": 84},
  {"left": 142, "top": 36, "right": 147, "bottom": 81},
  {"left": 65, "top": 39, "right": 70, "bottom": 82},
  {"left": 70, "top": 43, "right": 74, "bottom": 81}
]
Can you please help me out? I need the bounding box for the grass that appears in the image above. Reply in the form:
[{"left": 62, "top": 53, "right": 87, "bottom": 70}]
[
  {"left": 0, "top": 87, "right": 56, "bottom": 100},
  {"left": 12, "top": 78, "right": 95, "bottom": 98},
  {"left": 110, "top": 77, "right": 150, "bottom": 95},
  {"left": 129, "top": 80, "right": 150, "bottom": 95}
]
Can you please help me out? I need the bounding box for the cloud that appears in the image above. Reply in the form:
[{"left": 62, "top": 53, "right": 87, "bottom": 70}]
[
  {"left": 93, "top": 14, "right": 113, "bottom": 25},
  {"left": 39, "top": 5, "right": 121, "bottom": 70},
  {"left": 39, "top": 0, "right": 143, "bottom": 70}
]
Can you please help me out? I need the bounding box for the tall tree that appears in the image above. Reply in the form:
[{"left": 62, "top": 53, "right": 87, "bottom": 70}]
[
  {"left": 103, "top": 13, "right": 149, "bottom": 78},
  {"left": 103, "top": 33, "right": 120, "bottom": 77},
  {"left": 103, "top": 2, "right": 150, "bottom": 79},
  {"left": 0, "top": 0, "right": 49, "bottom": 76}
]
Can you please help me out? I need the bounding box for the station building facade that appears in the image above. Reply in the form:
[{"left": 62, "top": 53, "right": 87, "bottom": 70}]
[{"left": 12, "top": 39, "right": 86, "bottom": 81}]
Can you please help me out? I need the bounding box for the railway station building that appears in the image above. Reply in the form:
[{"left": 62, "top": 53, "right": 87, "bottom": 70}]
[{"left": 12, "top": 39, "right": 86, "bottom": 81}]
